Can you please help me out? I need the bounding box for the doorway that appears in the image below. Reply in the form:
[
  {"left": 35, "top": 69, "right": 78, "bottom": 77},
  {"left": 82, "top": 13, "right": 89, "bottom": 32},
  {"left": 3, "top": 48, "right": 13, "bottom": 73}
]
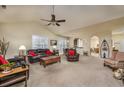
[
  {"left": 74, "top": 38, "right": 83, "bottom": 55},
  {"left": 90, "top": 36, "right": 100, "bottom": 57}
]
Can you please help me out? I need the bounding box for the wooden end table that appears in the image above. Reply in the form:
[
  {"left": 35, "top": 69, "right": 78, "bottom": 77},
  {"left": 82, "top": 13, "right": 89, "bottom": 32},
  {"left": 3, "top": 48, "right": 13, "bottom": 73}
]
[
  {"left": 40, "top": 56, "right": 61, "bottom": 68},
  {"left": 0, "top": 66, "right": 29, "bottom": 87}
]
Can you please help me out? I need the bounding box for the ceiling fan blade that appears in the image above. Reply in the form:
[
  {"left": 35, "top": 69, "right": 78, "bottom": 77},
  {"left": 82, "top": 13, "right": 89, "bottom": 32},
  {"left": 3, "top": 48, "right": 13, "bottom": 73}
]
[
  {"left": 56, "top": 20, "right": 66, "bottom": 22},
  {"left": 56, "top": 23, "right": 60, "bottom": 26},
  {"left": 51, "top": 14, "right": 55, "bottom": 21},
  {"left": 47, "top": 23, "right": 51, "bottom": 26},
  {"left": 40, "top": 19, "right": 51, "bottom": 22},
  {"left": 2, "top": 5, "right": 6, "bottom": 9}
]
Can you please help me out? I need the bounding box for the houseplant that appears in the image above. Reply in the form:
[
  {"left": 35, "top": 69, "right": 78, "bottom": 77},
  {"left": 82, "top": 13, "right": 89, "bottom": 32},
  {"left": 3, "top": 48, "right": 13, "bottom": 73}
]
[{"left": 0, "top": 37, "right": 9, "bottom": 58}]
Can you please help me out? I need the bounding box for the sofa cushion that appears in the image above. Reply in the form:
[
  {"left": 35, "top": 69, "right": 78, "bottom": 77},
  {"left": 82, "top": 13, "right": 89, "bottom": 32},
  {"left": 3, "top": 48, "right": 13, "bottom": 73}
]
[
  {"left": 110, "top": 51, "right": 118, "bottom": 60},
  {"left": 115, "top": 52, "right": 124, "bottom": 61},
  {"left": 41, "top": 53, "right": 47, "bottom": 57},
  {"left": 0, "top": 55, "right": 9, "bottom": 65}
]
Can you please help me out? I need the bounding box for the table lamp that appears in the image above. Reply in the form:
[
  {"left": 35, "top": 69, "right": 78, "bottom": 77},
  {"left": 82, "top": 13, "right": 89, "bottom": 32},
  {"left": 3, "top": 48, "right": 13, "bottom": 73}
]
[
  {"left": 19, "top": 45, "right": 26, "bottom": 56},
  {"left": 52, "top": 45, "right": 57, "bottom": 50}
]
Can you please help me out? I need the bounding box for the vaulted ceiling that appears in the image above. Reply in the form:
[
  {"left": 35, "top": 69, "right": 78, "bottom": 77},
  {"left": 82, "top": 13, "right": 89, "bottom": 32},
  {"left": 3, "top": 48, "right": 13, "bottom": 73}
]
[{"left": 1, "top": 5, "right": 124, "bottom": 34}]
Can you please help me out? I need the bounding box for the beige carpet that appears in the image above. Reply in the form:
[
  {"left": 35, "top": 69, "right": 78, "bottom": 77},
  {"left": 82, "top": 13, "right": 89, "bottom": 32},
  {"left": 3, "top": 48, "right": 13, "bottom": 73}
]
[{"left": 12, "top": 55, "right": 123, "bottom": 87}]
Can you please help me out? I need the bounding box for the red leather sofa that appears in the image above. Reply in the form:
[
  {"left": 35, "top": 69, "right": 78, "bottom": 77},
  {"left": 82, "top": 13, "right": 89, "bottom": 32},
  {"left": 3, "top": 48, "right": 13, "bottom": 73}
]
[{"left": 27, "top": 49, "right": 54, "bottom": 63}]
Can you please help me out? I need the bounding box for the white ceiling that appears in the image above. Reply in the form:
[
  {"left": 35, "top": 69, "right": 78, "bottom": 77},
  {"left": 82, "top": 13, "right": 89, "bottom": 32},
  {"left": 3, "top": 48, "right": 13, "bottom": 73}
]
[{"left": 1, "top": 5, "right": 124, "bottom": 33}]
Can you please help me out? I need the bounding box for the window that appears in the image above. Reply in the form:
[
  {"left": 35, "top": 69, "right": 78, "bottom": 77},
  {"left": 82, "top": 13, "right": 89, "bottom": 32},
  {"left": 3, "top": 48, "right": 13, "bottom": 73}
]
[
  {"left": 78, "top": 39, "right": 83, "bottom": 47},
  {"left": 58, "top": 39, "right": 67, "bottom": 54},
  {"left": 32, "top": 35, "right": 48, "bottom": 49},
  {"left": 74, "top": 38, "right": 83, "bottom": 47}
]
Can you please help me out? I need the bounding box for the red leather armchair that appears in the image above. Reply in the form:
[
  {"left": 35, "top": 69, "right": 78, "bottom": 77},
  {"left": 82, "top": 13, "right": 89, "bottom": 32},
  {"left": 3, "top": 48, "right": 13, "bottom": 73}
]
[{"left": 66, "top": 49, "right": 80, "bottom": 62}]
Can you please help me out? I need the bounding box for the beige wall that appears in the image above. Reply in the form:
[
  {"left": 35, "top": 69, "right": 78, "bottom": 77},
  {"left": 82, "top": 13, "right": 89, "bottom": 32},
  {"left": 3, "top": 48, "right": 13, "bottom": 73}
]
[
  {"left": 112, "top": 33, "right": 124, "bottom": 51},
  {"left": 0, "top": 22, "right": 65, "bottom": 58},
  {"left": 112, "top": 34, "right": 124, "bottom": 42}
]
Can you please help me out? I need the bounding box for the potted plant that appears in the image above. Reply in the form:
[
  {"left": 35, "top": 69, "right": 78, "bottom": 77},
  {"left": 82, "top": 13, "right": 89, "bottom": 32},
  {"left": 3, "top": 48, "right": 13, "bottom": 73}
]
[
  {"left": 0, "top": 37, "right": 9, "bottom": 58},
  {"left": 0, "top": 62, "right": 14, "bottom": 73}
]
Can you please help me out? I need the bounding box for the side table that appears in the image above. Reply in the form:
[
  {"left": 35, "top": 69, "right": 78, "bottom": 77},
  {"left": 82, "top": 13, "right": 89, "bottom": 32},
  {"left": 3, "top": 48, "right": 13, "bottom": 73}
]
[{"left": 0, "top": 66, "right": 29, "bottom": 87}]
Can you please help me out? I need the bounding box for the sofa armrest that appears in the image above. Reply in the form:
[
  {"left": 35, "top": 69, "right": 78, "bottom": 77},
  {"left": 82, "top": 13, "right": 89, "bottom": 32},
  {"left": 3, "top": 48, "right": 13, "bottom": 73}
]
[
  {"left": 116, "top": 61, "right": 124, "bottom": 69},
  {"left": 27, "top": 55, "right": 32, "bottom": 57}
]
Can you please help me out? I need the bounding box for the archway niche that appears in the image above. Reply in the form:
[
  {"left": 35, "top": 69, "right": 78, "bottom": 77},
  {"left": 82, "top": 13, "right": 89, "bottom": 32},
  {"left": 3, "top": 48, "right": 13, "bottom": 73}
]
[{"left": 90, "top": 36, "right": 100, "bottom": 57}]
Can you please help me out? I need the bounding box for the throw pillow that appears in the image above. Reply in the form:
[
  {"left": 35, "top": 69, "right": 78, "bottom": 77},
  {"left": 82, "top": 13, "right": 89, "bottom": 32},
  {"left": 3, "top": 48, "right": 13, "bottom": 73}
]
[
  {"left": 46, "top": 50, "right": 53, "bottom": 56},
  {"left": 29, "top": 51, "right": 37, "bottom": 56},
  {"left": 41, "top": 53, "right": 46, "bottom": 57},
  {"left": 68, "top": 50, "right": 75, "bottom": 56},
  {"left": 0, "top": 55, "right": 9, "bottom": 65}
]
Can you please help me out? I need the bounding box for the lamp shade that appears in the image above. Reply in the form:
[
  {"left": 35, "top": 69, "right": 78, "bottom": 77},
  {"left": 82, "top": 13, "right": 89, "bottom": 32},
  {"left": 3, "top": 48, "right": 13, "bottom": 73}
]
[
  {"left": 19, "top": 45, "right": 26, "bottom": 50},
  {"left": 53, "top": 45, "right": 57, "bottom": 49}
]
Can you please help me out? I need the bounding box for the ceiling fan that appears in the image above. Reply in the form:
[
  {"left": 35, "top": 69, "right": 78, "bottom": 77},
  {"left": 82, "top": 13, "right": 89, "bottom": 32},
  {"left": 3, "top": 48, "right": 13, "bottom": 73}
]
[{"left": 40, "top": 6, "right": 66, "bottom": 26}]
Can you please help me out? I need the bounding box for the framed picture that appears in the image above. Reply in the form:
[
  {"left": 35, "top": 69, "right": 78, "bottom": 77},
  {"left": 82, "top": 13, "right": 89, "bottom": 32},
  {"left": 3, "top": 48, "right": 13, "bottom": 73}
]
[{"left": 50, "top": 40, "right": 57, "bottom": 46}]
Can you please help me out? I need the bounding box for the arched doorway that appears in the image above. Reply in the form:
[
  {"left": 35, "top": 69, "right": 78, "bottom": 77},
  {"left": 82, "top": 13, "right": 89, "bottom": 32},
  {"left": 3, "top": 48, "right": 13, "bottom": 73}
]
[{"left": 90, "top": 36, "right": 100, "bottom": 57}]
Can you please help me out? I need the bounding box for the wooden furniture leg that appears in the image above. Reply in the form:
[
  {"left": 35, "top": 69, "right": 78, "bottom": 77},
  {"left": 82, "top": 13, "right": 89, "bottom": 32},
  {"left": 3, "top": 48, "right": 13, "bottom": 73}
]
[
  {"left": 25, "top": 70, "right": 29, "bottom": 87},
  {"left": 40, "top": 61, "right": 42, "bottom": 65},
  {"left": 43, "top": 62, "right": 46, "bottom": 68},
  {"left": 59, "top": 58, "right": 61, "bottom": 63},
  {"left": 25, "top": 79, "right": 27, "bottom": 87},
  {"left": 122, "top": 79, "right": 124, "bottom": 85}
]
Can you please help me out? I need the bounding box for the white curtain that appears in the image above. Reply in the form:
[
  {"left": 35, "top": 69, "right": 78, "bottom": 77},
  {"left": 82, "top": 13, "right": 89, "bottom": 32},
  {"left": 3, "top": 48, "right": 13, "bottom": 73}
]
[
  {"left": 58, "top": 39, "right": 67, "bottom": 54},
  {"left": 32, "top": 35, "right": 48, "bottom": 49}
]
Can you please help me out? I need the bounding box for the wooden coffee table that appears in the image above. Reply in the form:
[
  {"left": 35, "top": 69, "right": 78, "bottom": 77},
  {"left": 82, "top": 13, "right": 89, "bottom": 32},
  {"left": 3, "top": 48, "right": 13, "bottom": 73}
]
[{"left": 40, "top": 56, "right": 61, "bottom": 68}]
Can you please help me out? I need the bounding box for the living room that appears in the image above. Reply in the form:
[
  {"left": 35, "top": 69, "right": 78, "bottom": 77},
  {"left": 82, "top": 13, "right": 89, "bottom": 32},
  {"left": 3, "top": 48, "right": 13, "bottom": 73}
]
[{"left": 1, "top": 5, "right": 124, "bottom": 88}]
